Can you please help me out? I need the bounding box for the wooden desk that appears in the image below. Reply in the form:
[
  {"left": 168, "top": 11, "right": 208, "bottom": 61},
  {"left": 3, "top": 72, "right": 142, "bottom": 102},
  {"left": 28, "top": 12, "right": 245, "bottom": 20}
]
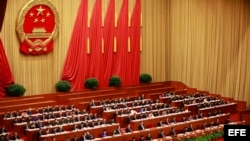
[
  {"left": 159, "top": 96, "right": 171, "bottom": 103},
  {"left": 102, "top": 103, "right": 164, "bottom": 122},
  {"left": 39, "top": 123, "right": 119, "bottom": 141},
  {"left": 0, "top": 101, "right": 57, "bottom": 113},
  {"left": 116, "top": 107, "right": 176, "bottom": 128},
  {"left": 90, "top": 99, "right": 152, "bottom": 115},
  {"left": 67, "top": 92, "right": 131, "bottom": 105},
  {"left": 0, "top": 96, "right": 45, "bottom": 107},
  {"left": 130, "top": 111, "right": 191, "bottom": 130},
  {"left": 198, "top": 103, "right": 237, "bottom": 116},
  {"left": 13, "top": 113, "right": 88, "bottom": 136},
  {"left": 93, "top": 114, "right": 229, "bottom": 141},
  {"left": 2, "top": 108, "right": 78, "bottom": 131}
]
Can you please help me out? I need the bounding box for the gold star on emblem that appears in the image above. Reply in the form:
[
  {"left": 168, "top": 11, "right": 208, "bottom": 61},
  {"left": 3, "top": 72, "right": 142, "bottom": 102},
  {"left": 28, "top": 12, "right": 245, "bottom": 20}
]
[
  {"left": 40, "top": 18, "right": 45, "bottom": 23},
  {"left": 34, "top": 18, "right": 38, "bottom": 23},
  {"left": 46, "top": 12, "right": 51, "bottom": 17},
  {"left": 36, "top": 5, "right": 45, "bottom": 16},
  {"left": 29, "top": 12, "right": 34, "bottom": 17}
]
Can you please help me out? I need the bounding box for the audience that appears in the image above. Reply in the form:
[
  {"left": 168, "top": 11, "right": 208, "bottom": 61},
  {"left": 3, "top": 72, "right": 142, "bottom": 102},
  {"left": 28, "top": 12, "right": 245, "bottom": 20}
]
[
  {"left": 125, "top": 124, "right": 132, "bottom": 133},
  {"left": 145, "top": 132, "right": 152, "bottom": 140},
  {"left": 11, "top": 132, "right": 20, "bottom": 140},
  {"left": 85, "top": 131, "right": 94, "bottom": 140},
  {"left": 101, "top": 129, "right": 107, "bottom": 137},
  {"left": 169, "top": 127, "right": 176, "bottom": 136},
  {"left": 114, "top": 126, "right": 122, "bottom": 134},
  {"left": 158, "top": 130, "right": 165, "bottom": 138},
  {"left": 0, "top": 91, "right": 237, "bottom": 141},
  {"left": 138, "top": 121, "right": 146, "bottom": 130},
  {"left": 188, "top": 123, "right": 194, "bottom": 132}
]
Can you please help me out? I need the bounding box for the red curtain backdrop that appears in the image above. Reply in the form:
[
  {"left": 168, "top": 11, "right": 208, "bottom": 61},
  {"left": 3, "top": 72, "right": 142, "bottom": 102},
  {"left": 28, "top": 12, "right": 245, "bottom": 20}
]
[
  {"left": 0, "top": 0, "right": 7, "bottom": 32},
  {"left": 112, "top": 0, "right": 129, "bottom": 85},
  {"left": 102, "top": 0, "right": 115, "bottom": 86},
  {"left": 0, "top": 0, "right": 14, "bottom": 97},
  {"left": 62, "top": 0, "right": 141, "bottom": 90},
  {"left": 61, "top": 0, "right": 88, "bottom": 91},
  {"left": 88, "top": 0, "right": 103, "bottom": 86},
  {"left": 0, "top": 39, "right": 14, "bottom": 97},
  {"left": 128, "top": 0, "right": 141, "bottom": 85}
]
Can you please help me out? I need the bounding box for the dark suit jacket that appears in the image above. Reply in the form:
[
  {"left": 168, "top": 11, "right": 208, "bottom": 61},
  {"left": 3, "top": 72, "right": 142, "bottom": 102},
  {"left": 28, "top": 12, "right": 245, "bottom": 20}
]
[
  {"left": 145, "top": 136, "right": 152, "bottom": 140},
  {"left": 188, "top": 127, "right": 193, "bottom": 132},
  {"left": 169, "top": 130, "right": 176, "bottom": 136},
  {"left": 115, "top": 129, "right": 122, "bottom": 134},
  {"left": 138, "top": 125, "right": 145, "bottom": 130},
  {"left": 125, "top": 127, "right": 132, "bottom": 133},
  {"left": 158, "top": 132, "right": 165, "bottom": 138},
  {"left": 157, "top": 122, "right": 163, "bottom": 127}
]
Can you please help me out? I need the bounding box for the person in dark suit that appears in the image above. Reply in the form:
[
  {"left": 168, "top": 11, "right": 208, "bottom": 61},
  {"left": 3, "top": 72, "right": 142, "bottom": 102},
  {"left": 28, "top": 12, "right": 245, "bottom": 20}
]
[
  {"left": 131, "top": 136, "right": 136, "bottom": 141},
  {"left": 201, "top": 122, "right": 206, "bottom": 129},
  {"left": 214, "top": 119, "right": 220, "bottom": 126},
  {"left": 85, "top": 131, "right": 94, "bottom": 140},
  {"left": 145, "top": 132, "right": 152, "bottom": 140},
  {"left": 89, "top": 99, "right": 96, "bottom": 107},
  {"left": 165, "top": 118, "right": 170, "bottom": 125},
  {"left": 115, "top": 126, "right": 122, "bottom": 134},
  {"left": 209, "top": 121, "right": 214, "bottom": 127},
  {"left": 72, "top": 135, "right": 79, "bottom": 141},
  {"left": 207, "top": 111, "right": 212, "bottom": 117},
  {"left": 11, "top": 132, "right": 20, "bottom": 140},
  {"left": 92, "top": 113, "right": 98, "bottom": 119},
  {"left": 72, "top": 124, "right": 78, "bottom": 131},
  {"left": 188, "top": 124, "right": 194, "bottom": 132},
  {"left": 225, "top": 118, "right": 231, "bottom": 124},
  {"left": 101, "top": 129, "right": 107, "bottom": 137},
  {"left": 172, "top": 117, "right": 177, "bottom": 124},
  {"left": 131, "top": 114, "right": 137, "bottom": 120},
  {"left": 153, "top": 111, "right": 160, "bottom": 117},
  {"left": 169, "top": 127, "right": 176, "bottom": 136},
  {"left": 125, "top": 124, "right": 132, "bottom": 133},
  {"left": 158, "top": 130, "right": 165, "bottom": 138},
  {"left": 138, "top": 121, "right": 146, "bottom": 130},
  {"left": 198, "top": 112, "right": 203, "bottom": 118},
  {"left": 58, "top": 126, "right": 64, "bottom": 133},
  {"left": 140, "top": 135, "right": 145, "bottom": 141},
  {"left": 139, "top": 113, "right": 146, "bottom": 119},
  {"left": 79, "top": 133, "right": 87, "bottom": 141},
  {"left": 0, "top": 126, "right": 7, "bottom": 134},
  {"left": 157, "top": 119, "right": 163, "bottom": 127},
  {"left": 182, "top": 127, "right": 188, "bottom": 133}
]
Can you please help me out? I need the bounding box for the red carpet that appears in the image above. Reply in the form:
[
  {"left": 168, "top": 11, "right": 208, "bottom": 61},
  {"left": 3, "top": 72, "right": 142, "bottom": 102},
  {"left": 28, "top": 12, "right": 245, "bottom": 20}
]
[{"left": 213, "top": 137, "right": 224, "bottom": 141}]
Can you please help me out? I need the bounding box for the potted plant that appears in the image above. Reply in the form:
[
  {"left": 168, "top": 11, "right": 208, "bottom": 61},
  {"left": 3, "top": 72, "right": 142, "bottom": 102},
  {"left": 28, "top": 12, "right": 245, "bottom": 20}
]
[
  {"left": 55, "top": 80, "right": 71, "bottom": 92},
  {"left": 109, "top": 75, "right": 122, "bottom": 87},
  {"left": 84, "top": 78, "right": 99, "bottom": 90},
  {"left": 139, "top": 73, "right": 152, "bottom": 84},
  {"left": 6, "top": 84, "right": 26, "bottom": 97}
]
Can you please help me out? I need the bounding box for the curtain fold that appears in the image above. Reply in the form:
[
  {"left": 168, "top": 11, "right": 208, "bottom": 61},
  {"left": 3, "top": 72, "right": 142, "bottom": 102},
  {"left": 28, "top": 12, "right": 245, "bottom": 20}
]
[
  {"left": 0, "top": 0, "right": 7, "bottom": 32},
  {"left": 112, "top": 0, "right": 129, "bottom": 85},
  {"left": 61, "top": 0, "right": 141, "bottom": 90},
  {"left": 128, "top": 0, "right": 141, "bottom": 85},
  {"left": 89, "top": 0, "right": 103, "bottom": 85},
  {"left": 0, "top": 0, "right": 14, "bottom": 97},
  {"left": 0, "top": 38, "right": 14, "bottom": 97},
  {"left": 61, "top": 0, "right": 88, "bottom": 91},
  {"left": 103, "top": 0, "right": 115, "bottom": 86}
]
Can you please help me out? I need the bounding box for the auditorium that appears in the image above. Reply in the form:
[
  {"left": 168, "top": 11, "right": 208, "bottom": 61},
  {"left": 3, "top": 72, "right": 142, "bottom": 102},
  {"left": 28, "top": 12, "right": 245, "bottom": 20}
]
[{"left": 0, "top": 0, "right": 250, "bottom": 141}]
